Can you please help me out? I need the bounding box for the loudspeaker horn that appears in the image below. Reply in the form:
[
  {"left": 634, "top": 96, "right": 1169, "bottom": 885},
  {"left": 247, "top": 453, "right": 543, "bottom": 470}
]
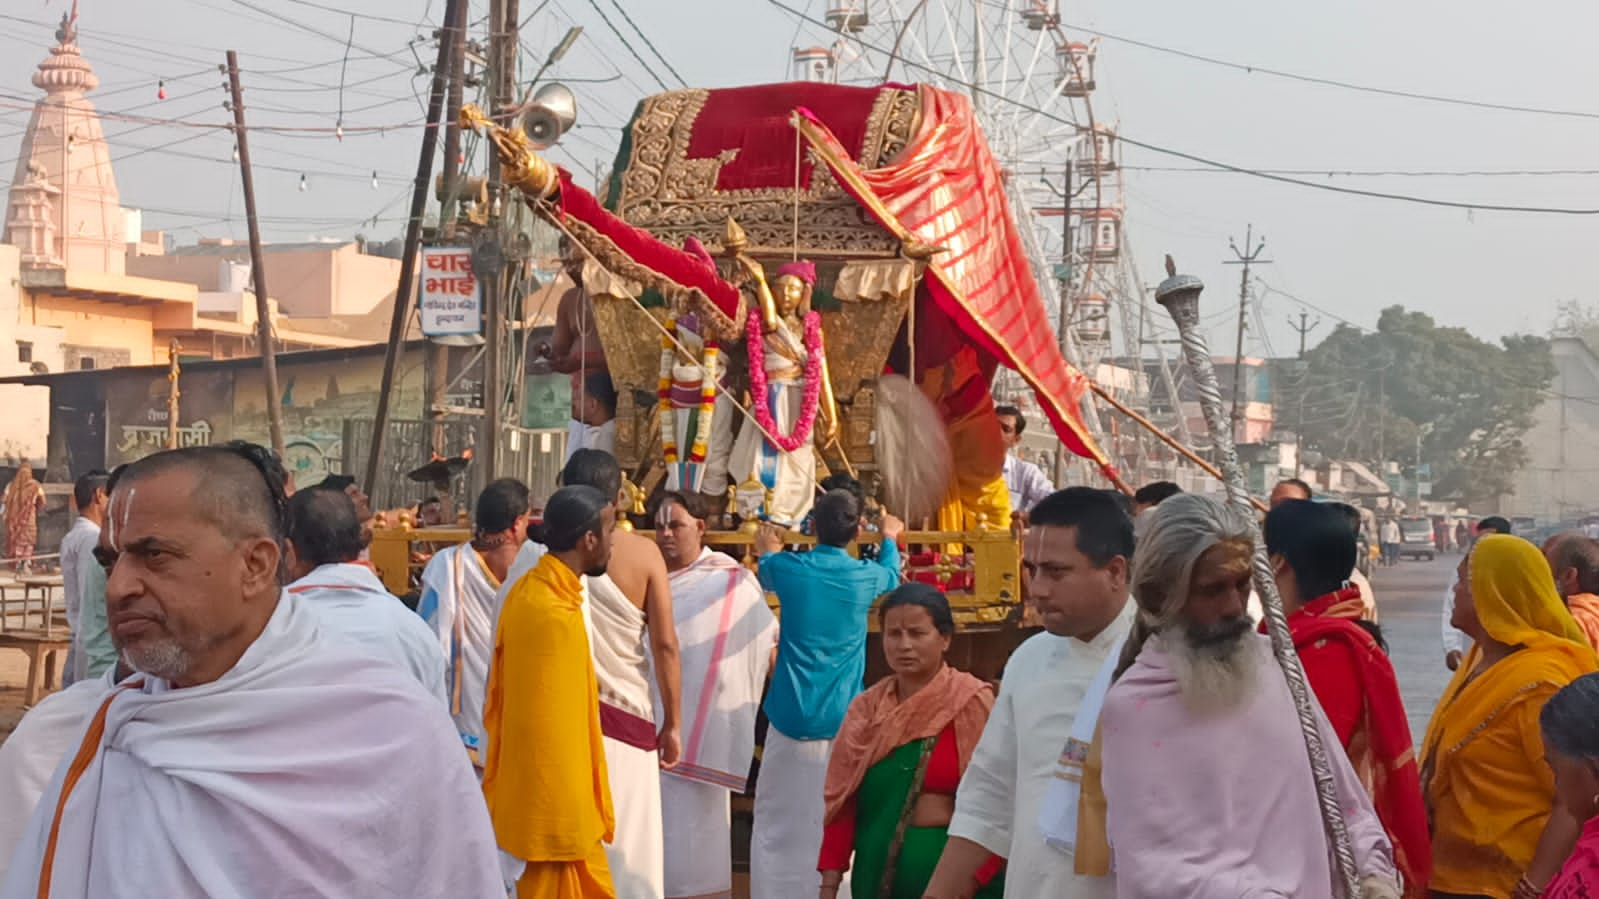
[{"left": 521, "top": 82, "right": 577, "bottom": 149}]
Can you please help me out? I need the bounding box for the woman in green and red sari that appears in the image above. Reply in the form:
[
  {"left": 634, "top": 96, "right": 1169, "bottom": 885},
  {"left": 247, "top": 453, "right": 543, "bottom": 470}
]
[{"left": 819, "top": 583, "right": 1004, "bottom": 899}]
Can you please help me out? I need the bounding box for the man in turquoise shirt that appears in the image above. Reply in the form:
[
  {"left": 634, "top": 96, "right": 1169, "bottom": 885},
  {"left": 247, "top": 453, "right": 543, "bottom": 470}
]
[{"left": 749, "top": 488, "right": 903, "bottom": 896}]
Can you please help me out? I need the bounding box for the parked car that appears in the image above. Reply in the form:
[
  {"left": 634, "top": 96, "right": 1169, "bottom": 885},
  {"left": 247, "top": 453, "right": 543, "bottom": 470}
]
[{"left": 1398, "top": 517, "right": 1436, "bottom": 561}]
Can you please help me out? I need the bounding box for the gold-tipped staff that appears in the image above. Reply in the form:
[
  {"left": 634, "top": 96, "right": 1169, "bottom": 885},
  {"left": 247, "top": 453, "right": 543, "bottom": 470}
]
[{"left": 1154, "top": 255, "right": 1359, "bottom": 896}]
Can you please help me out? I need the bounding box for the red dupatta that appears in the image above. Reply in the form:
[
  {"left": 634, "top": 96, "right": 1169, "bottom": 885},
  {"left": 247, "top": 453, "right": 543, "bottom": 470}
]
[{"left": 1291, "top": 587, "right": 1432, "bottom": 898}]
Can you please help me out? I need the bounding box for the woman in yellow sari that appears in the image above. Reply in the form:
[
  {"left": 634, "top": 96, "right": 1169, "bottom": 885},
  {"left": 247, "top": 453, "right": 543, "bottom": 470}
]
[{"left": 1422, "top": 534, "right": 1599, "bottom": 899}]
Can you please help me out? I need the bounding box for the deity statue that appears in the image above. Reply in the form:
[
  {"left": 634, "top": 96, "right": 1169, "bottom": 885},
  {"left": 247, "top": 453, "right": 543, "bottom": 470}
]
[{"left": 726, "top": 257, "right": 839, "bottom": 527}]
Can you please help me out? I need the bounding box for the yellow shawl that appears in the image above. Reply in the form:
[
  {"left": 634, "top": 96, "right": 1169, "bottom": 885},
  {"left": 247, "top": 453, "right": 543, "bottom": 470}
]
[
  {"left": 482, "top": 553, "right": 614, "bottom": 861},
  {"left": 1420, "top": 535, "right": 1597, "bottom": 896}
]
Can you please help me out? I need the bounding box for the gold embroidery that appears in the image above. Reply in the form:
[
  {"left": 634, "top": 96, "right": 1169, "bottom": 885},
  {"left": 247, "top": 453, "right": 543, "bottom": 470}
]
[{"left": 610, "top": 86, "right": 924, "bottom": 256}]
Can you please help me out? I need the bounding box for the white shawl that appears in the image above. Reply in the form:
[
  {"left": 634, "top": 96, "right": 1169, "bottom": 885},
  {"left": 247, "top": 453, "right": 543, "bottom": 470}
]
[
  {"left": 287, "top": 562, "right": 448, "bottom": 705},
  {"left": 1, "top": 595, "right": 504, "bottom": 899},
  {"left": 661, "top": 549, "right": 778, "bottom": 790},
  {"left": 418, "top": 544, "right": 503, "bottom": 757}
]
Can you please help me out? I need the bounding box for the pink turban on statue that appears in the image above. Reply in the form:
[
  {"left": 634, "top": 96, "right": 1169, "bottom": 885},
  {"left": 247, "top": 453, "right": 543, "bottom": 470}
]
[{"left": 775, "top": 260, "right": 816, "bottom": 286}]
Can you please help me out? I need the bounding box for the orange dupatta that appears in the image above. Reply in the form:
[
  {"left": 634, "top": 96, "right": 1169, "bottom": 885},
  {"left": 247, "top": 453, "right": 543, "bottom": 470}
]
[{"left": 822, "top": 665, "right": 992, "bottom": 824}]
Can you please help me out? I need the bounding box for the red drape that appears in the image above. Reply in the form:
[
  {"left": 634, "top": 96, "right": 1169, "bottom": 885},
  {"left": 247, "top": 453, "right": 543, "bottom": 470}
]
[{"left": 793, "top": 88, "right": 1114, "bottom": 476}]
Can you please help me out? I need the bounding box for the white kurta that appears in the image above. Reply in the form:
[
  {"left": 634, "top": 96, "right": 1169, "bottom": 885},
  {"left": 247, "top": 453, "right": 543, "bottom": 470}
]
[
  {"left": 287, "top": 563, "right": 448, "bottom": 704},
  {"left": 946, "top": 603, "right": 1134, "bottom": 899},
  {"left": 418, "top": 544, "right": 503, "bottom": 759},
  {"left": 1, "top": 594, "right": 503, "bottom": 899},
  {"left": 58, "top": 518, "right": 99, "bottom": 684}
]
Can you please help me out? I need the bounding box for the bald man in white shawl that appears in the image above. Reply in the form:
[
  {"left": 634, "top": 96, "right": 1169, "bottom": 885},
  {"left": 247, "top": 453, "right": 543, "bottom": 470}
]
[
  {"left": 284, "top": 486, "right": 447, "bottom": 703},
  {"left": 654, "top": 492, "right": 778, "bottom": 899},
  {"left": 2, "top": 446, "right": 503, "bottom": 899}
]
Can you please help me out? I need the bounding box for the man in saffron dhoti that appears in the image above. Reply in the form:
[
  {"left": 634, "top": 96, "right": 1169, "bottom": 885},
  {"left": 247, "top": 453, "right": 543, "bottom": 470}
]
[
  {"left": 419, "top": 478, "right": 533, "bottom": 767},
  {"left": 484, "top": 484, "right": 618, "bottom": 898},
  {"left": 1, "top": 444, "right": 502, "bottom": 899},
  {"left": 1098, "top": 493, "right": 1401, "bottom": 898},
  {"left": 926, "top": 487, "right": 1132, "bottom": 899},
  {"left": 283, "top": 486, "right": 447, "bottom": 702},
  {"left": 1265, "top": 500, "right": 1430, "bottom": 896},
  {"left": 654, "top": 490, "right": 778, "bottom": 899},
  {"left": 562, "top": 450, "right": 683, "bottom": 899}
]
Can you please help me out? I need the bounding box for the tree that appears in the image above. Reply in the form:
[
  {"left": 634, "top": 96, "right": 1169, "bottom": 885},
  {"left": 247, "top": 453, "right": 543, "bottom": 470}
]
[{"left": 1291, "top": 306, "right": 1553, "bottom": 505}]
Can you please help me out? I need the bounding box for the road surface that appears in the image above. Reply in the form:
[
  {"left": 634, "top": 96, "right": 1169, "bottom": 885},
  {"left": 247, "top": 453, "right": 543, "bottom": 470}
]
[{"left": 1368, "top": 553, "right": 1461, "bottom": 742}]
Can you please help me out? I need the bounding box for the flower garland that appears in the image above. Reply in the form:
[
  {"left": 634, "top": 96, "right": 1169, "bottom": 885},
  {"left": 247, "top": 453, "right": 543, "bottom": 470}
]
[
  {"left": 658, "top": 318, "right": 721, "bottom": 479},
  {"left": 658, "top": 318, "right": 678, "bottom": 466},
  {"left": 745, "top": 307, "right": 824, "bottom": 453}
]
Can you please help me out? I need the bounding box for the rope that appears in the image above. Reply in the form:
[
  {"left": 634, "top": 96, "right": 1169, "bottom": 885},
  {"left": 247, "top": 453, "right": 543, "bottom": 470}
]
[{"left": 1160, "top": 290, "right": 1361, "bottom": 896}]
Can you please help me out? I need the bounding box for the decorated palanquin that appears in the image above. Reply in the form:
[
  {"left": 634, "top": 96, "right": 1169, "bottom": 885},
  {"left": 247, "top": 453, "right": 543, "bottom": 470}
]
[{"left": 437, "top": 83, "right": 1124, "bottom": 635}]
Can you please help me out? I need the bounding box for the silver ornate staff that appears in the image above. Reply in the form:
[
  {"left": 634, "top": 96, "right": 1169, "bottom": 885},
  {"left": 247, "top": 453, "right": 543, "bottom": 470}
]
[{"left": 1155, "top": 256, "right": 1360, "bottom": 896}]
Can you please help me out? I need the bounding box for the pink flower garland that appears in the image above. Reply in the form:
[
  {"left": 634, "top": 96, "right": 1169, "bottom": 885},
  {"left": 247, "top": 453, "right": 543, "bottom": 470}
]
[{"left": 745, "top": 308, "right": 824, "bottom": 453}]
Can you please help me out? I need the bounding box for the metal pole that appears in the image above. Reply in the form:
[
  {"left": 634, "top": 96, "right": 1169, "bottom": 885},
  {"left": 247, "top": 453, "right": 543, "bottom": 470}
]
[
  {"left": 1053, "top": 160, "right": 1073, "bottom": 486},
  {"left": 1223, "top": 225, "right": 1269, "bottom": 444},
  {"left": 362, "top": 0, "right": 462, "bottom": 496},
  {"left": 1155, "top": 260, "right": 1359, "bottom": 896},
  {"left": 429, "top": 0, "right": 470, "bottom": 458},
  {"left": 226, "top": 51, "right": 286, "bottom": 459}
]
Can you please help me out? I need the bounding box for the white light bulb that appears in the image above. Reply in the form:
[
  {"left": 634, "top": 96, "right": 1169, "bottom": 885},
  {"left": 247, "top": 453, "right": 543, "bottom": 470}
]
[
  {"left": 371, "top": 171, "right": 379, "bottom": 190},
  {"left": 298, "top": 174, "right": 308, "bottom": 192}
]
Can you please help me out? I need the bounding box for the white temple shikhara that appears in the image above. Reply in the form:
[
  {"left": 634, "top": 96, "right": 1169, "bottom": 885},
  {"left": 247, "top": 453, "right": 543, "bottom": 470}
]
[{"left": 4, "top": 11, "right": 126, "bottom": 274}]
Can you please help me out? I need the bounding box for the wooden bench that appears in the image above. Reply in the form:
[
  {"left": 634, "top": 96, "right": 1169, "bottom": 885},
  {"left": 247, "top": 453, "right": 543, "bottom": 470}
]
[{"left": 0, "top": 629, "right": 70, "bottom": 707}]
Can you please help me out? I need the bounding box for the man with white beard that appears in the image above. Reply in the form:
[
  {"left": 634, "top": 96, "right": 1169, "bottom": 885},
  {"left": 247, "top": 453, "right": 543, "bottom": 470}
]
[{"left": 1097, "top": 493, "right": 1401, "bottom": 898}]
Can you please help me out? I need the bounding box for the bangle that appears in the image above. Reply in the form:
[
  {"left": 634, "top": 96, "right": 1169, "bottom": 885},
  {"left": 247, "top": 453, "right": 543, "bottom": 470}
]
[{"left": 1514, "top": 876, "right": 1544, "bottom": 899}]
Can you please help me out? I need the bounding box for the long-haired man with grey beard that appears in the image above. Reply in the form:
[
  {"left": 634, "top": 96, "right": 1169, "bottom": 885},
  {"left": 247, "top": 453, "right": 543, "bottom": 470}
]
[{"left": 1095, "top": 493, "right": 1401, "bottom": 899}]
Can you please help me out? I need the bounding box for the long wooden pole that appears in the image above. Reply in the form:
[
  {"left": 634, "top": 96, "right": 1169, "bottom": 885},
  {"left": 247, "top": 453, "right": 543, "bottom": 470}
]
[
  {"left": 363, "top": 0, "right": 462, "bottom": 496},
  {"left": 226, "top": 51, "right": 285, "bottom": 458},
  {"left": 165, "top": 339, "right": 181, "bottom": 450},
  {"left": 1086, "top": 380, "right": 1267, "bottom": 513}
]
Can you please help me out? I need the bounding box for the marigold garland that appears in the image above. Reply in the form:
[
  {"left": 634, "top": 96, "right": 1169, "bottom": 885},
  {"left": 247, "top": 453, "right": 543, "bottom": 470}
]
[{"left": 745, "top": 308, "right": 824, "bottom": 453}]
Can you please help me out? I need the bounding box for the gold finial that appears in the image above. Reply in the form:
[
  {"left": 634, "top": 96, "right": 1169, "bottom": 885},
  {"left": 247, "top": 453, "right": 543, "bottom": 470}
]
[
  {"left": 459, "top": 103, "right": 559, "bottom": 199},
  {"left": 723, "top": 217, "right": 748, "bottom": 257}
]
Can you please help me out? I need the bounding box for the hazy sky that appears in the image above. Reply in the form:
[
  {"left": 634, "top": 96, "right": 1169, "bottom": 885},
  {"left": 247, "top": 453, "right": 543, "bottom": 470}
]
[{"left": 3, "top": 0, "right": 1596, "bottom": 357}]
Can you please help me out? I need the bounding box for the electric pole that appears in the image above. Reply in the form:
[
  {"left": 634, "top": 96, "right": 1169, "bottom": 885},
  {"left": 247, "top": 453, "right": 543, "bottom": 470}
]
[
  {"left": 363, "top": 0, "right": 462, "bottom": 497},
  {"left": 1288, "top": 311, "right": 1319, "bottom": 359},
  {"left": 429, "top": 0, "right": 471, "bottom": 457},
  {"left": 1222, "top": 225, "right": 1269, "bottom": 444},
  {"left": 226, "top": 51, "right": 286, "bottom": 459},
  {"left": 479, "top": 0, "right": 521, "bottom": 480}
]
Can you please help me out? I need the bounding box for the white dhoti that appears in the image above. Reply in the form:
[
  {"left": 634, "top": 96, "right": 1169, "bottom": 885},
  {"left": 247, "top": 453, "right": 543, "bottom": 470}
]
[
  {"left": 586, "top": 573, "right": 665, "bottom": 899},
  {"left": 604, "top": 735, "right": 666, "bottom": 899},
  {"left": 566, "top": 418, "right": 617, "bottom": 463},
  {"left": 750, "top": 729, "right": 844, "bottom": 899},
  {"left": 661, "top": 774, "right": 733, "bottom": 899},
  {"left": 418, "top": 545, "right": 504, "bottom": 762},
  {"left": 0, "top": 675, "right": 111, "bottom": 885},
  {"left": 659, "top": 550, "right": 778, "bottom": 899}
]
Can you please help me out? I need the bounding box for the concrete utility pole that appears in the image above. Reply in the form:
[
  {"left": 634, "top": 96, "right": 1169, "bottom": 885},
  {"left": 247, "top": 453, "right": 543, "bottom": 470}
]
[
  {"left": 478, "top": 0, "right": 521, "bottom": 479},
  {"left": 226, "top": 51, "right": 285, "bottom": 458},
  {"left": 1222, "top": 225, "right": 1269, "bottom": 444}
]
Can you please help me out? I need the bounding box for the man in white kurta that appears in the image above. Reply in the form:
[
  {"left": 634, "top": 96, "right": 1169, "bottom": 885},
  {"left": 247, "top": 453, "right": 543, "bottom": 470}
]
[
  {"left": 284, "top": 487, "right": 447, "bottom": 703},
  {"left": 2, "top": 444, "right": 503, "bottom": 899},
  {"left": 654, "top": 493, "right": 779, "bottom": 899},
  {"left": 59, "top": 471, "right": 110, "bottom": 684},
  {"left": 927, "top": 487, "right": 1134, "bottom": 899}
]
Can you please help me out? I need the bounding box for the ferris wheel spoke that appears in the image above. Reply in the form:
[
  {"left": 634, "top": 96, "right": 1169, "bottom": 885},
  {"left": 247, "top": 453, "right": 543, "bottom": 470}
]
[{"left": 929, "top": 0, "right": 972, "bottom": 88}]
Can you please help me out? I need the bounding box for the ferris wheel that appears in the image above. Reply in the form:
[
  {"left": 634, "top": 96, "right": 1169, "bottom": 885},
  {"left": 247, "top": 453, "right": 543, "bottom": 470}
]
[{"left": 790, "top": 1, "right": 1132, "bottom": 396}]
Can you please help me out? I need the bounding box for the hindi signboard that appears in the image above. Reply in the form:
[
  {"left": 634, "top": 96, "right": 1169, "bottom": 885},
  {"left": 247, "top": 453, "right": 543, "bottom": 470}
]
[{"left": 420, "top": 247, "right": 482, "bottom": 339}]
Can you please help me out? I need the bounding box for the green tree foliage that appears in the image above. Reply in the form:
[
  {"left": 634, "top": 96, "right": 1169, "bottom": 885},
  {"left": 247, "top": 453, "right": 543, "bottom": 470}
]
[{"left": 1290, "top": 306, "right": 1553, "bottom": 504}]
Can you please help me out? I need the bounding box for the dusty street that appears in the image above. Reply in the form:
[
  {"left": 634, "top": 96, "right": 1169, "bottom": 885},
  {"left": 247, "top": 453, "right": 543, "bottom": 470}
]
[{"left": 1370, "top": 553, "right": 1462, "bottom": 742}]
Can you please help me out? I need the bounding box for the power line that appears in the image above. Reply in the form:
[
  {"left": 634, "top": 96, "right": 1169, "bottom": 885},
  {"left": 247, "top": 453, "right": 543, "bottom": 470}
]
[
  {"left": 582, "top": 0, "right": 670, "bottom": 92},
  {"left": 270, "top": 0, "right": 440, "bottom": 28},
  {"left": 766, "top": 0, "right": 1599, "bottom": 215},
  {"left": 1125, "top": 165, "right": 1599, "bottom": 178},
  {"left": 1059, "top": 21, "right": 1599, "bottom": 122},
  {"left": 605, "top": 0, "right": 686, "bottom": 88}
]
